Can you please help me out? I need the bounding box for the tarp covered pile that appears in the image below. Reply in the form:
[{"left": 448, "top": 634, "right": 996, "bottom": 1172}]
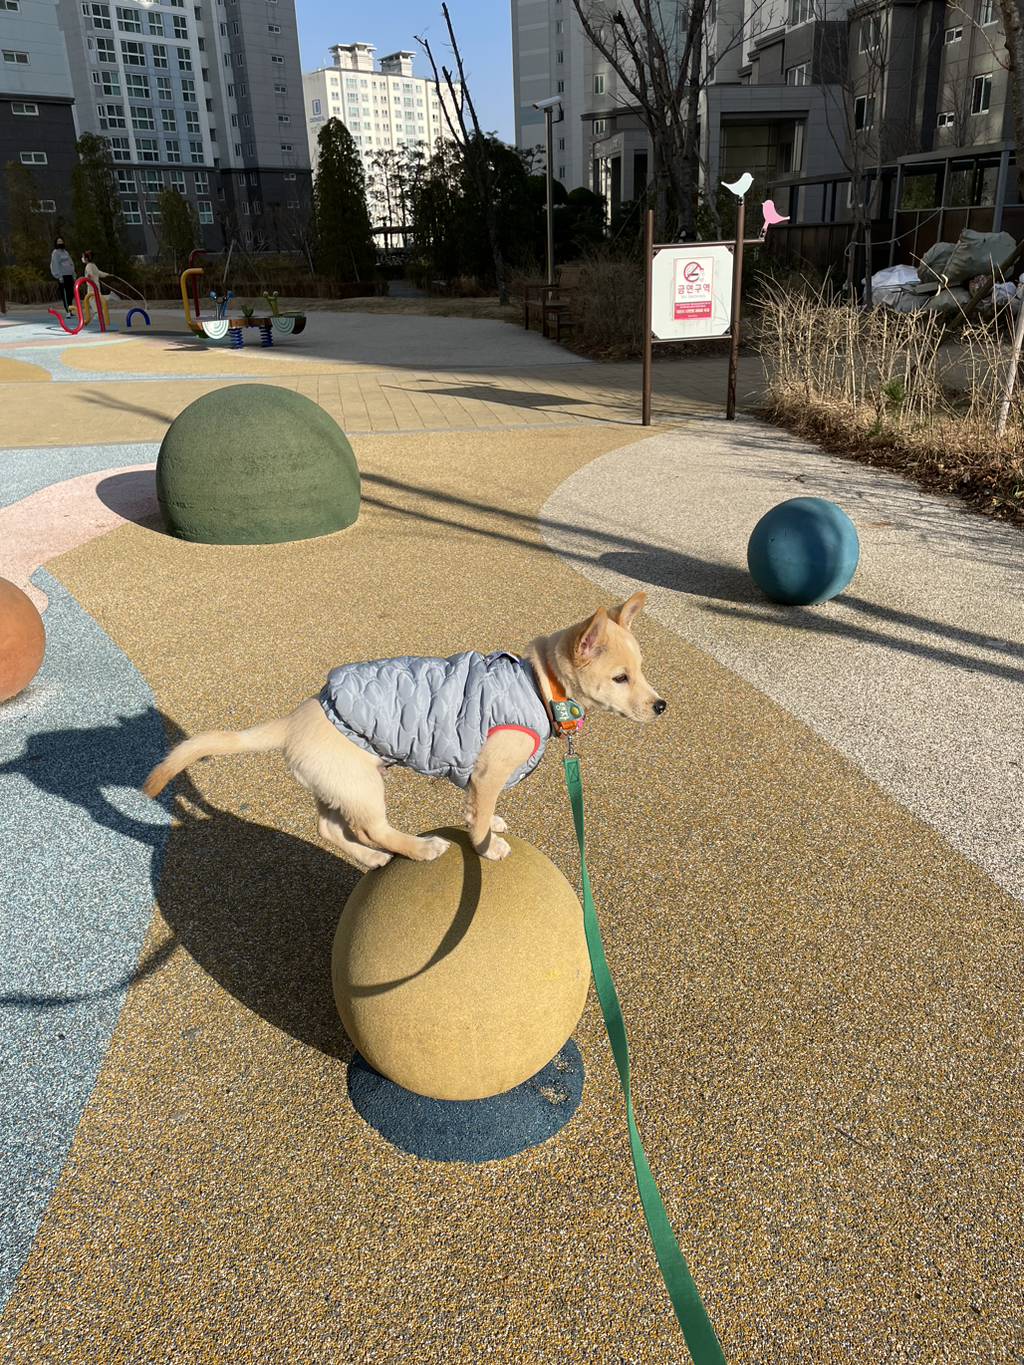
[{"left": 865, "top": 229, "right": 1021, "bottom": 318}]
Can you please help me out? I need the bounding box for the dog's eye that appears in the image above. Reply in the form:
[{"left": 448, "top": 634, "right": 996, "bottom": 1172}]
[{"left": 613, "top": 673, "right": 629, "bottom": 684}]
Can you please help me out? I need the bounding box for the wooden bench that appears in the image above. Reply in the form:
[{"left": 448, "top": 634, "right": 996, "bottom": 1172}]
[{"left": 523, "top": 267, "right": 583, "bottom": 341}]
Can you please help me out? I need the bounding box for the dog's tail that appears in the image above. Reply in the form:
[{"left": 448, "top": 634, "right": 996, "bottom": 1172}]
[{"left": 142, "top": 716, "right": 290, "bottom": 799}]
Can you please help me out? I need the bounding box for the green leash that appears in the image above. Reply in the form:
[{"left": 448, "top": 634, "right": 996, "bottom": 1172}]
[{"left": 563, "top": 752, "right": 726, "bottom": 1364}]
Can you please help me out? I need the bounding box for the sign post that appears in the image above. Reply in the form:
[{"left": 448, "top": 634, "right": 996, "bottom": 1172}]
[{"left": 641, "top": 186, "right": 763, "bottom": 426}]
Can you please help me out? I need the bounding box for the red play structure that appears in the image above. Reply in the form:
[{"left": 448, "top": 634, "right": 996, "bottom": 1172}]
[{"left": 48, "top": 276, "right": 108, "bottom": 335}]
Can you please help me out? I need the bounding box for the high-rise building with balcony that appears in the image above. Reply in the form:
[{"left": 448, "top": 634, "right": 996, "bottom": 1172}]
[
  {"left": 0, "top": 0, "right": 312, "bottom": 256},
  {"left": 303, "top": 43, "right": 462, "bottom": 229},
  {"left": 0, "top": 0, "right": 77, "bottom": 239}
]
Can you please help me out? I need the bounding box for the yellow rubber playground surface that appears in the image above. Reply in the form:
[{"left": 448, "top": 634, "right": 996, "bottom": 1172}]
[{"left": 1, "top": 307, "right": 1021, "bottom": 1363}]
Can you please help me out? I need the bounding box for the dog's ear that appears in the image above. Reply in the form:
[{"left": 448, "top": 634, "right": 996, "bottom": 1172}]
[
  {"left": 609, "top": 591, "right": 647, "bottom": 633},
  {"left": 574, "top": 608, "right": 609, "bottom": 665}
]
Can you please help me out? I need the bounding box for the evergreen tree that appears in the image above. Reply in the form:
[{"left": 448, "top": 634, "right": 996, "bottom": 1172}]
[
  {"left": 71, "top": 133, "right": 130, "bottom": 274},
  {"left": 3, "top": 162, "right": 57, "bottom": 276},
  {"left": 312, "top": 118, "right": 375, "bottom": 281},
  {"left": 157, "top": 188, "right": 199, "bottom": 271}
]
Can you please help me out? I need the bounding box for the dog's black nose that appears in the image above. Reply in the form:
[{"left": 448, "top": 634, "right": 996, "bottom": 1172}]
[{"left": 653, "top": 699, "right": 667, "bottom": 715}]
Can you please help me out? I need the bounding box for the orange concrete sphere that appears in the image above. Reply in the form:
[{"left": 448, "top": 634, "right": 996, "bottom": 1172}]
[{"left": 0, "top": 577, "right": 45, "bottom": 703}]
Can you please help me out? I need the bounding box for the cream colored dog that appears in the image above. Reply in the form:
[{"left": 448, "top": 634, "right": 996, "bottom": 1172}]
[{"left": 143, "top": 592, "right": 664, "bottom": 870}]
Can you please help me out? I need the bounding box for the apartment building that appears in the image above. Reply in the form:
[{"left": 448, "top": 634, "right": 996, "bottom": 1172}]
[
  {"left": 1, "top": 0, "right": 311, "bottom": 256},
  {"left": 303, "top": 43, "right": 462, "bottom": 227},
  {"left": 0, "top": 0, "right": 77, "bottom": 238},
  {"left": 511, "top": 0, "right": 847, "bottom": 215}
]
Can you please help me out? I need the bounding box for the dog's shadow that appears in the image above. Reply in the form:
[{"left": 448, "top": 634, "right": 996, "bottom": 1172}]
[{"left": 158, "top": 792, "right": 363, "bottom": 1059}]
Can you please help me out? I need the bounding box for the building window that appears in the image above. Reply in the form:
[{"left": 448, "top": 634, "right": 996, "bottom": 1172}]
[
  {"left": 126, "top": 73, "right": 149, "bottom": 97},
  {"left": 278, "top": 113, "right": 290, "bottom": 123},
  {"left": 555, "top": 17, "right": 562, "bottom": 31},
  {"left": 1, "top": 48, "right": 28, "bottom": 64},
  {"left": 2, "top": 0, "right": 20, "bottom": 8},
  {"left": 283, "top": 171, "right": 296, "bottom": 180},
  {"left": 152, "top": 43, "right": 167, "bottom": 67},
  {"left": 271, "top": 53, "right": 284, "bottom": 64},
  {"left": 109, "top": 136, "right": 130, "bottom": 160},
  {"left": 147, "top": 205, "right": 161, "bottom": 224},
  {"left": 173, "top": 14, "right": 187, "bottom": 36},
  {"left": 944, "top": 25, "right": 963, "bottom": 42},
  {"left": 786, "top": 62, "right": 809, "bottom": 85},
  {"left": 267, "top": 22, "right": 279, "bottom": 32},
  {"left": 161, "top": 108, "right": 176, "bottom": 131},
  {"left": 556, "top": 79, "right": 565, "bottom": 93},
  {"left": 233, "top": 141, "right": 241, "bottom": 155},
  {"left": 556, "top": 49, "right": 564, "bottom": 63},
  {"left": 165, "top": 139, "right": 181, "bottom": 159},
  {"left": 274, "top": 83, "right": 286, "bottom": 94},
  {"left": 96, "top": 37, "right": 116, "bottom": 60},
  {"left": 147, "top": 11, "right": 163, "bottom": 34},
  {"left": 859, "top": 15, "right": 881, "bottom": 51},
  {"left": 193, "top": 170, "right": 208, "bottom": 191},
  {"left": 122, "top": 201, "right": 142, "bottom": 224},
  {"left": 185, "top": 109, "right": 200, "bottom": 132},
  {"left": 181, "top": 78, "right": 196, "bottom": 102},
  {"left": 178, "top": 49, "right": 193, "bottom": 71},
  {"left": 241, "top": 200, "right": 250, "bottom": 215},
  {"left": 116, "top": 170, "right": 134, "bottom": 190},
  {"left": 142, "top": 169, "right": 162, "bottom": 191},
  {"left": 558, "top": 135, "right": 566, "bottom": 150},
  {"left": 312, "top": 97, "right": 321, "bottom": 114},
  {"left": 789, "top": 0, "right": 812, "bottom": 23},
  {"left": 82, "top": 1, "right": 111, "bottom": 27},
  {"left": 98, "top": 103, "right": 126, "bottom": 128},
  {"left": 136, "top": 136, "right": 159, "bottom": 161},
  {"left": 558, "top": 164, "right": 566, "bottom": 179},
  {"left": 980, "top": 0, "right": 995, "bottom": 21},
  {"left": 936, "top": 111, "right": 955, "bottom": 127},
  {"left": 156, "top": 75, "right": 172, "bottom": 99},
  {"left": 594, "top": 73, "right": 605, "bottom": 93},
  {"left": 280, "top": 142, "right": 293, "bottom": 151},
  {"left": 116, "top": 6, "right": 141, "bottom": 31},
  {"left": 12, "top": 101, "right": 39, "bottom": 115},
  {"left": 198, "top": 199, "right": 213, "bottom": 222},
  {"left": 168, "top": 170, "right": 186, "bottom": 192},
  {"left": 190, "top": 138, "right": 204, "bottom": 162},
  {"left": 121, "top": 39, "right": 145, "bottom": 64},
  {"left": 19, "top": 151, "right": 47, "bottom": 164},
  {"left": 854, "top": 94, "right": 875, "bottom": 130},
  {"left": 32, "top": 199, "right": 57, "bottom": 212},
  {"left": 972, "top": 73, "right": 992, "bottom": 113}
]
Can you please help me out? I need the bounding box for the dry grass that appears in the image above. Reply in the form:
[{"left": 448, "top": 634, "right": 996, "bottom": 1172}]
[{"left": 757, "top": 281, "right": 1024, "bottom": 523}]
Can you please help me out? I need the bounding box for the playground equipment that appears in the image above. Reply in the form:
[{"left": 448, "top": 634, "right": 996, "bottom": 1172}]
[
  {"left": 0, "top": 576, "right": 45, "bottom": 702},
  {"left": 155, "top": 384, "right": 360, "bottom": 544},
  {"left": 179, "top": 252, "right": 306, "bottom": 345},
  {"left": 747, "top": 496, "right": 861, "bottom": 605},
  {"left": 48, "top": 276, "right": 108, "bottom": 335}
]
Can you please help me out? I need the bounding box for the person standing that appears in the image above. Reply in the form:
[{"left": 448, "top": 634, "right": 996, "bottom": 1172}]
[{"left": 49, "top": 237, "right": 75, "bottom": 316}]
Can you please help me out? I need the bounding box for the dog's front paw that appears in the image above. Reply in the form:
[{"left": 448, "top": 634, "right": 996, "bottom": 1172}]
[
  {"left": 481, "top": 835, "right": 511, "bottom": 861},
  {"left": 490, "top": 815, "right": 508, "bottom": 833},
  {"left": 415, "top": 835, "right": 451, "bottom": 861}
]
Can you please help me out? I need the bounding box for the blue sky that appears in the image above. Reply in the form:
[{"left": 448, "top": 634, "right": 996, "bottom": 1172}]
[{"left": 295, "top": 1, "right": 515, "bottom": 143}]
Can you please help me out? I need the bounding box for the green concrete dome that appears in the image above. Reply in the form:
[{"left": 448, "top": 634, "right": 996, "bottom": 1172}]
[{"left": 156, "top": 384, "right": 360, "bottom": 544}]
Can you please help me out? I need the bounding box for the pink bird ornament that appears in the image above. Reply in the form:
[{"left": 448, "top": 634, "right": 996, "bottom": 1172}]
[{"left": 760, "top": 199, "right": 790, "bottom": 238}]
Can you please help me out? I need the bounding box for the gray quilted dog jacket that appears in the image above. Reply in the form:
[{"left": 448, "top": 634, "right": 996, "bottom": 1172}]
[{"left": 319, "top": 651, "right": 551, "bottom": 789}]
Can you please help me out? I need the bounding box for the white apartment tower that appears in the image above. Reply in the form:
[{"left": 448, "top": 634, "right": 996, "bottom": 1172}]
[{"left": 303, "top": 43, "right": 462, "bottom": 227}]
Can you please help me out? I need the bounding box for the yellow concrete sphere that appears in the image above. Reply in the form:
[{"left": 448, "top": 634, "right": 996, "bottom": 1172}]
[{"left": 332, "top": 828, "right": 590, "bottom": 1101}]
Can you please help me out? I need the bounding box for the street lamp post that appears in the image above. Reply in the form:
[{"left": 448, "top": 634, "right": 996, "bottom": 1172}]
[{"left": 533, "top": 96, "right": 563, "bottom": 288}]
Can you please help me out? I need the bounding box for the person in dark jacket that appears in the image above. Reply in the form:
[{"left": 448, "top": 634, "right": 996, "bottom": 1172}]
[{"left": 49, "top": 237, "right": 75, "bottom": 315}]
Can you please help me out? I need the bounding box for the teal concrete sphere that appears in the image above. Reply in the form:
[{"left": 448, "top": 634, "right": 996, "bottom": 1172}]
[
  {"left": 156, "top": 384, "right": 360, "bottom": 544},
  {"left": 747, "top": 497, "right": 860, "bottom": 605}
]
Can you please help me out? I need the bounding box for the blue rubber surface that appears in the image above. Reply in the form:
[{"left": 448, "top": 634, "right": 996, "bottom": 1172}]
[
  {"left": 0, "top": 443, "right": 159, "bottom": 509},
  {"left": 347, "top": 1040, "right": 585, "bottom": 1162},
  {"left": 0, "top": 568, "right": 171, "bottom": 1311}
]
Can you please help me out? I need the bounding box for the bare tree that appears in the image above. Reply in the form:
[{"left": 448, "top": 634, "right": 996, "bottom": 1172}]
[
  {"left": 993, "top": 2, "right": 1024, "bottom": 204},
  {"left": 417, "top": 5, "right": 510, "bottom": 302},
  {"left": 570, "top": 0, "right": 771, "bottom": 241}
]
